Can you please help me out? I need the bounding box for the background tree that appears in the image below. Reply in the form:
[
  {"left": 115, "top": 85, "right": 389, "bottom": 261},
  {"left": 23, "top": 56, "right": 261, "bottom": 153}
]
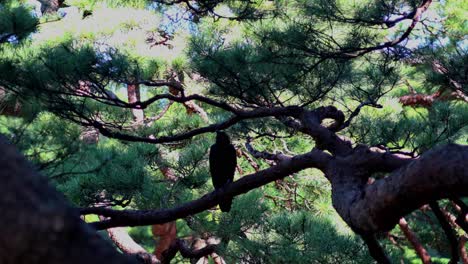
[{"left": 0, "top": 0, "right": 466, "bottom": 263}]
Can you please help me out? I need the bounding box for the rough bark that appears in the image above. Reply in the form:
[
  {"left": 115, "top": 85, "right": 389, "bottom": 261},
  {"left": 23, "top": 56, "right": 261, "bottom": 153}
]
[
  {"left": 0, "top": 135, "right": 137, "bottom": 264},
  {"left": 343, "top": 144, "right": 468, "bottom": 233}
]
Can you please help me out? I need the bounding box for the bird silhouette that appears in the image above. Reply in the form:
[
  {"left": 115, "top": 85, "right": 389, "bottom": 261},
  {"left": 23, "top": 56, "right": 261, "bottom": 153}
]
[{"left": 209, "top": 131, "right": 236, "bottom": 212}]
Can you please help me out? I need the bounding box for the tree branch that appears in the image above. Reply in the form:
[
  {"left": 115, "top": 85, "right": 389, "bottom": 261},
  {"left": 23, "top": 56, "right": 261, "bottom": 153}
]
[
  {"left": 297, "top": 107, "right": 353, "bottom": 156},
  {"left": 338, "top": 101, "right": 383, "bottom": 131},
  {"left": 88, "top": 105, "right": 302, "bottom": 144},
  {"left": 160, "top": 239, "right": 216, "bottom": 264},
  {"left": 339, "top": 0, "right": 433, "bottom": 58},
  {"left": 81, "top": 149, "right": 332, "bottom": 229}
]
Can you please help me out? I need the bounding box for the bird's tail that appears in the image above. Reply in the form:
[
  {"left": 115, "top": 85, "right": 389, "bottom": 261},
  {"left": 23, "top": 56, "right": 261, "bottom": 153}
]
[{"left": 219, "top": 197, "right": 232, "bottom": 212}]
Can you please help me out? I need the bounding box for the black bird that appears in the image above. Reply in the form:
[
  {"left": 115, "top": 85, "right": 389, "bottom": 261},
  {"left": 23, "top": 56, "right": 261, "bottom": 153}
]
[{"left": 209, "top": 131, "right": 237, "bottom": 212}]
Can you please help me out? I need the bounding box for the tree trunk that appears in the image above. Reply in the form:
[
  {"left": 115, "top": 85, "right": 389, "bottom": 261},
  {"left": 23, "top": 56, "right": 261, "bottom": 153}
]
[{"left": 0, "top": 135, "right": 136, "bottom": 264}]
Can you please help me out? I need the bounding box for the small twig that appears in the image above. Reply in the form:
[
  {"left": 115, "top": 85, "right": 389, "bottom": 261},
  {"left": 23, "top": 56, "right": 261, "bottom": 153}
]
[
  {"left": 245, "top": 137, "right": 290, "bottom": 162},
  {"left": 339, "top": 101, "right": 383, "bottom": 131}
]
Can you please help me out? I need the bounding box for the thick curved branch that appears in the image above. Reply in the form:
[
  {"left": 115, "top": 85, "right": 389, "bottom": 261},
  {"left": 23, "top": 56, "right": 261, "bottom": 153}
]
[
  {"left": 348, "top": 144, "right": 468, "bottom": 233},
  {"left": 81, "top": 149, "right": 332, "bottom": 229},
  {"left": 297, "top": 107, "right": 353, "bottom": 156},
  {"left": 281, "top": 106, "right": 382, "bottom": 157}
]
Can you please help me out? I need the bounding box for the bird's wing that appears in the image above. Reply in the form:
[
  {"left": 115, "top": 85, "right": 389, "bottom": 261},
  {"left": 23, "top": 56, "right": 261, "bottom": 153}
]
[
  {"left": 226, "top": 144, "right": 237, "bottom": 182},
  {"left": 209, "top": 144, "right": 225, "bottom": 188}
]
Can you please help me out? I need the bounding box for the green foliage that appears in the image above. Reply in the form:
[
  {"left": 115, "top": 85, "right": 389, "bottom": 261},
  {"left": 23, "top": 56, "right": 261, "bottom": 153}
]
[
  {"left": 225, "top": 211, "right": 373, "bottom": 264},
  {"left": 0, "top": 0, "right": 466, "bottom": 263},
  {"left": 0, "top": 113, "right": 81, "bottom": 167},
  {"left": 349, "top": 100, "right": 468, "bottom": 153},
  {"left": 0, "top": 1, "right": 38, "bottom": 43}
]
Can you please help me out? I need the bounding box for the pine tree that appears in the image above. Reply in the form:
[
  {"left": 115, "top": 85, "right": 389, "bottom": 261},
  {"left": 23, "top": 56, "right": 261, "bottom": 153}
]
[{"left": 0, "top": 1, "right": 466, "bottom": 263}]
